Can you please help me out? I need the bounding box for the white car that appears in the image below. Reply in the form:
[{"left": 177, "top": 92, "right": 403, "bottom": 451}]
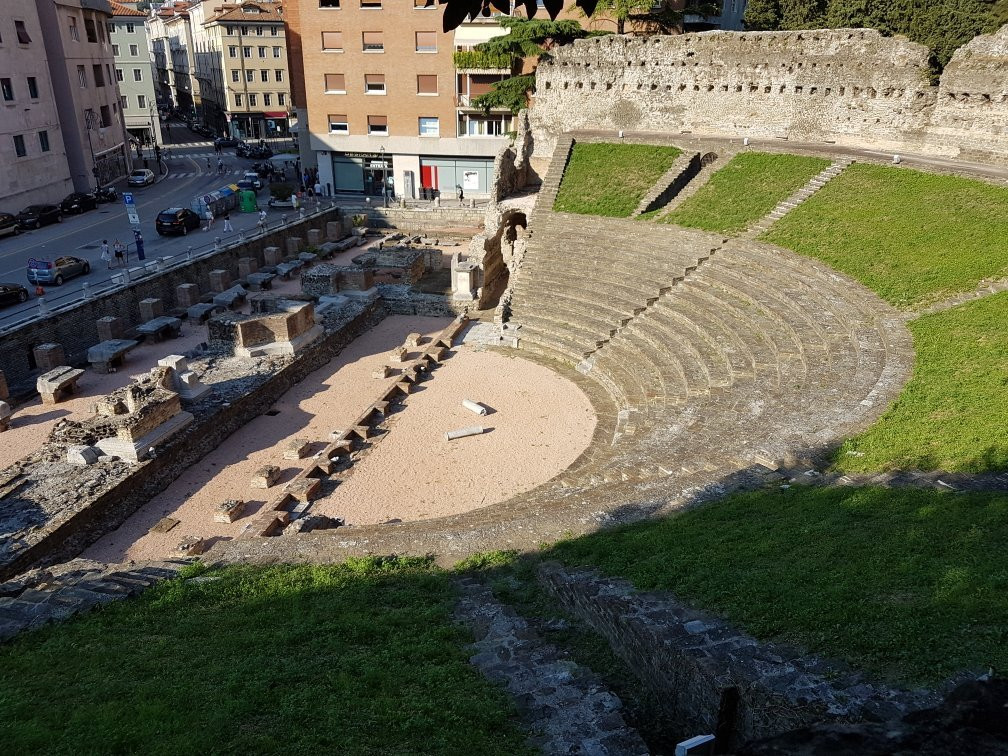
[
  {"left": 127, "top": 168, "right": 155, "bottom": 187},
  {"left": 241, "top": 171, "right": 263, "bottom": 190}
]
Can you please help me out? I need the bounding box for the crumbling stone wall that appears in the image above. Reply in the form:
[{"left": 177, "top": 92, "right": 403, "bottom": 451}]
[{"left": 530, "top": 27, "right": 1008, "bottom": 164}]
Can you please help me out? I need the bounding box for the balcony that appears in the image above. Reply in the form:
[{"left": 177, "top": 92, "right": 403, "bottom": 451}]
[
  {"left": 455, "top": 93, "right": 511, "bottom": 112},
  {"left": 452, "top": 49, "right": 514, "bottom": 73}
]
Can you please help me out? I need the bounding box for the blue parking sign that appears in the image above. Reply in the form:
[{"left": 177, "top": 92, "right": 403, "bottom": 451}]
[{"left": 123, "top": 192, "right": 135, "bottom": 206}]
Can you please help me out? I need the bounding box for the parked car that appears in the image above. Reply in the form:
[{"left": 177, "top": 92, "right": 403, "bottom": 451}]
[
  {"left": 60, "top": 192, "right": 98, "bottom": 215},
  {"left": 215, "top": 136, "right": 240, "bottom": 148},
  {"left": 0, "top": 212, "right": 21, "bottom": 238},
  {"left": 156, "top": 207, "right": 201, "bottom": 236},
  {"left": 241, "top": 171, "right": 263, "bottom": 190},
  {"left": 16, "top": 204, "right": 62, "bottom": 229},
  {"left": 93, "top": 186, "right": 118, "bottom": 203},
  {"left": 250, "top": 161, "right": 272, "bottom": 178},
  {"left": 127, "top": 168, "right": 156, "bottom": 187},
  {"left": 248, "top": 145, "right": 273, "bottom": 159},
  {"left": 0, "top": 282, "right": 30, "bottom": 307},
  {"left": 27, "top": 255, "right": 90, "bottom": 286}
]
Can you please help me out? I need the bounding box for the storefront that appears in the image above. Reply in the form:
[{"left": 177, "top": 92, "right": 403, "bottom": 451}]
[
  {"left": 330, "top": 153, "right": 394, "bottom": 197},
  {"left": 418, "top": 156, "right": 494, "bottom": 197},
  {"left": 229, "top": 111, "right": 291, "bottom": 141}
]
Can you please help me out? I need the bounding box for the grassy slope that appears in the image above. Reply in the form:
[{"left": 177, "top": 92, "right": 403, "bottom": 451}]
[
  {"left": 763, "top": 163, "right": 1008, "bottom": 309},
  {"left": 835, "top": 292, "right": 1008, "bottom": 473},
  {"left": 549, "top": 486, "right": 1008, "bottom": 687},
  {"left": 663, "top": 152, "right": 830, "bottom": 233},
  {"left": 0, "top": 559, "right": 532, "bottom": 755},
  {"left": 553, "top": 142, "right": 681, "bottom": 217}
]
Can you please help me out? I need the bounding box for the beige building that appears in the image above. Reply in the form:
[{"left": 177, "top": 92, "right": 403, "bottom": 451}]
[
  {"left": 110, "top": 1, "right": 163, "bottom": 153},
  {"left": 36, "top": 0, "right": 131, "bottom": 190},
  {"left": 0, "top": 1, "right": 73, "bottom": 207},
  {"left": 148, "top": 1, "right": 200, "bottom": 117},
  {"left": 192, "top": 0, "right": 292, "bottom": 139}
]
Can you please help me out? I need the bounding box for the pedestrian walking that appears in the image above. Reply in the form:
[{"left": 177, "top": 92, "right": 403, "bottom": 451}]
[
  {"left": 113, "top": 239, "right": 125, "bottom": 268},
  {"left": 257, "top": 208, "right": 267, "bottom": 234},
  {"left": 217, "top": 158, "right": 224, "bottom": 175},
  {"left": 205, "top": 209, "right": 215, "bottom": 231},
  {"left": 100, "top": 239, "right": 111, "bottom": 268},
  {"left": 314, "top": 180, "right": 323, "bottom": 198},
  {"left": 223, "top": 212, "right": 233, "bottom": 233},
  {"left": 206, "top": 157, "right": 212, "bottom": 171},
  {"left": 133, "top": 229, "right": 145, "bottom": 261}
]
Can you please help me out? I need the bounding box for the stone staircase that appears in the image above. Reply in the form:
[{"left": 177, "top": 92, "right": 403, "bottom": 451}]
[
  {"left": 531, "top": 132, "right": 576, "bottom": 220},
  {"left": 743, "top": 158, "right": 853, "bottom": 238}
]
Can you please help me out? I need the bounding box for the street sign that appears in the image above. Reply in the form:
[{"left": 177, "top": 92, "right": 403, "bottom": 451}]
[
  {"left": 123, "top": 192, "right": 135, "bottom": 206},
  {"left": 127, "top": 208, "right": 140, "bottom": 226}
]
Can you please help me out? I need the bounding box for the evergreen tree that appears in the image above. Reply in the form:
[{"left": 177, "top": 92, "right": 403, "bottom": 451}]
[{"left": 744, "top": 0, "right": 782, "bottom": 30}]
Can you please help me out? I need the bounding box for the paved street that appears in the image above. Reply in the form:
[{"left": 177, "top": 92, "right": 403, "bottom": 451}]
[{"left": 0, "top": 122, "right": 304, "bottom": 324}]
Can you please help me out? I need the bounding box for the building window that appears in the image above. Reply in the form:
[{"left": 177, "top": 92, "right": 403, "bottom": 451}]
[
  {"left": 362, "top": 31, "right": 383, "bottom": 52},
  {"left": 99, "top": 105, "right": 111, "bottom": 127},
  {"left": 121, "top": 95, "right": 127, "bottom": 109},
  {"left": 229, "top": 46, "right": 238, "bottom": 58},
  {"left": 0, "top": 79, "right": 12, "bottom": 102},
  {"left": 365, "top": 73, "right": 385, "bottom": 94},
  {"left": 248, "top": 93, "right": 257, "bottom": 106},
  {"left": 328, "top": 113, "right": 348, "bottom": 133},
  {"left": 112, "top": 43, "right": 120, "bottom": 56},
  {"left": 129, "top": 43, "right": 138, "bottom": 56},
  {"left": 273, "top": 46, "right": 281, "bottom": 57},
  {"left": 243, "top": 46, "right": 252, "bottom": 57},
  {"left": 258, "top": 46, "right": 266, "bottom": 57},
  {"left": 418, "top": 117, "right": 439, "bottom": 137},
  {"left": 226, "top": 25, "right": 234, "bottom": 35},
  {"left": 263, "top": 93, "right": 272, "bottom": 106},
  {"left": 278, "top": 92, "right": 286, "bottom": 105},
  {"left": 138, "top": 94, "right": 146, "bottom": 109},
  {"left": 320, "top": 0, "right": 341, "bottom": 6},
  {"left": 126, "top": 23, "right": 135, "bottom": 33},
  {"left": 261, "top": 69, "right": 269, "bottom": 82},
  {"left": 231, "top": 70, "right": 240, "bottom": 82},
  {"left": 69, "top": 17, "right": 79, "bottom": 41},
  {"left": 417, "top": 74, "right": 437, "bottom": 95},
  {"left": 27, "top": 77, "right": 38, "bottom": 98},
  {"left": 235, "top": 93, "right": 242, "bottom": 106},
  {"left": 366, "top": 114, "right": 387, "bottom": 135},
  {"left": 84, "top": 19, "right": 97, "bottom": 43},
  {"left": 115, "top": 68, "right": 123, "bottom": 82},
  {"left": 133, "top": 68, "right": 142, "bottom": 82},
  {"left": 15, "top": 20, "right": 32, "bottom": 44},
  {"left": 271, "top": 26, "right": 279, "bottom": 36},
  {"left": 77, "top": 65, "right": 87, "bottom": 88},
  {"left": 93, "top": 64, "right": 105, "bottom": 87},
  {"left": 415, "top": 31, "right": 437, "bottom": 53},
  {"left": 321, "top": 31, "right": 343, "bottom": 51},
  {"left": 325, "top": 73, "right": 345, "bottom": 93},
  {"left": 246, "top": 69, "right": 255, "bottom": 82},
  {"left": 256, "top": 26, "right": 263, "bottom": 36},
  {"left": 13, "top": 135, "right": 26, "bottom": 158},
  {"left": 38, "top": 130, "right": 50, "bottom": 152},
  {"left": 242, "top": 26, "right": 249, "bottom": 35},
  {"left": 275, "top": 69, "right": 283, "bottom": 82},
  {"left": 361, "top": 0, "right": 382, "bottom": 7}
]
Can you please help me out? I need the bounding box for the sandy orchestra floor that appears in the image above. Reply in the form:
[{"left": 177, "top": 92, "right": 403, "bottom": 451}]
[{"left": 85, "top": 316, "right": 596, "bottom": 563}]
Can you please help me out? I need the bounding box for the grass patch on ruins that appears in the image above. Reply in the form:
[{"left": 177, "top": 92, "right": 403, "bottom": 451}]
[
  {"left": 548, "top": 486, "right": 1008, "bottom": 687},
  {"left": 553, "top": 142, "right": 681, "bottom": 217},
  {"left": 833, "top": 292, "right": 1008, "bottom": 474},
  {"left": 763, "top": 163, "right": 1008, "bottom": 309},
  {"left": 663, "top": 152, "right": 830, "bottom": 233},
  {"left": 0, "top": 557, "right": 532, "bottom": 755}
]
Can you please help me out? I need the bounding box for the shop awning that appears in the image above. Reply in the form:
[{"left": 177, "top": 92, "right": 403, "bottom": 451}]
[{"left": 263, "top": 112, "right": 288, "bottom": 118}]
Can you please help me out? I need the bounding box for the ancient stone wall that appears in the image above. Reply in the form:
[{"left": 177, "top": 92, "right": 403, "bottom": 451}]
[{"left": 530, "top": 27, "right": 1008, "bottom": 164}]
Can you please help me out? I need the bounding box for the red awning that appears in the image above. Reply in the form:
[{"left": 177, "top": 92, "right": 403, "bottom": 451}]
[{"left": 263, "top": 112, "right": 288, "bottom": 118}]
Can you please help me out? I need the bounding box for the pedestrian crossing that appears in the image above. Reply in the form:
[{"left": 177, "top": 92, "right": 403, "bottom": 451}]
[
  {"left": 167, "top": 140, "right": 214, "bottom": 148},
  {"left": 163, "top": 168, "right": 251, "bottom": 179}
]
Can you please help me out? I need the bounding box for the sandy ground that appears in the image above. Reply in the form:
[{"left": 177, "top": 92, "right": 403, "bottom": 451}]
[
  {"left": 0, "top": 276, "right": 303, "bottom": 471},
  {"left": 84, "top": 317, "right": 597, "bottom": 563}
]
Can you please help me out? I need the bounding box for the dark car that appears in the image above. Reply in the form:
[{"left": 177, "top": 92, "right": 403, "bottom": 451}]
[
  {"left": 27, "top": 255, "right": 90, "bottom": 286},
  {"left": 250, "top": 161, "right": 272, "bottom": 177},
  {"left": 0, "top": 282, "right": 30, "bottom": 307},
  {"left": 156, "top": 207, "right": 201, "bottom": 236},
  {"left": 214, "top": 136, "right": 239, "bottom": 148},
  {"left": 0, "top": 212, "right": 21, "bottom": 238},
  {"left": 249, "top": 145, "right": 273, "bottom": 159},
  {"left": 16, "top": 204, "right": 62, "bottom": 229},
  {"left": 60, "top": 192, "right": 98, "bottom": 215}
]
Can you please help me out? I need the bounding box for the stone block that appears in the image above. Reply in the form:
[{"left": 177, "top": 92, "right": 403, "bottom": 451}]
[
  {"left": 307, "top": 228, "right": 322, "bottom": 247},
  {"left": 177, "top": 537, "right": 208, "bottom": 556},
  {"left": 96, "top": 316, "right": 125, "bottom": 342},
  {"left": 176, "top": 283, "right": 201, "bottom": 309},
  {"left": 250, "top": 465, "right": 281, "bottom": 489},
  {"left": 372, "top": 365, "right": 393, "bottom": 379},
  {"left": 0, "top": 369, "right": 7, "bottom": 400},
  {"left": 247, "top": 272, "right": 275, "bottom": 291},
  {"left": 149, "top": 517, "right": 180, "bottom": 533},
  {"left": 139, "top": 298, "right": 164, "bottom": 321},
  {"left": 275, "top": 260, "right": 303, "bottom": 280},
  {"left": 67, "top": 445, "right": 99, "bottom": 465},
  {"left": 388, "top": 346, "right": 407, "bottom": 363},
  {"left": 212, "top": 285, "right": 246, "bottom": 310},
  {"left": 326, "top": 221, "right": 342, "bottom": 240},
  {"left": 158, "top": 354, "right": 188, "bottom": 373},
  {"left": 33, "top": 343, "right": 66, "bottom": 372},
  {"left": 214, "top": 499, "right": 246, "bottom": 523},
  {"left": 188, "top": 302, "right": 222, "bottom": 324},
  {"left": 176, "top": 372, "right": 210, "bottom": 401},
  {"left": 209, "top": 269, "right": 231, "bottom": 292},
  {"left": 286, "top": 236, "right": 304, "bottom": 256},
  {"left": 339, "top": 267, "right": 374, "bottom": 291},
  {"left": 0, "top": 400, "right": 11, "bottom": 431},
  {"left": 283, "top": 438, "right": 310, "bottom": 460},
  {"left": 264, "top": 246, "right": 283, "bottom": 266},
  {"left": 237, "top": 257, "right": 258, "bottom": 278},
  {"left": 405, "top": 332, "right": 423, "bottom": 348},
  {"left": 287, "top": 477, "right": 321, "bottom": 503},
  {"left": 37, "top": 366, "right": 84, "bottom": 404}
]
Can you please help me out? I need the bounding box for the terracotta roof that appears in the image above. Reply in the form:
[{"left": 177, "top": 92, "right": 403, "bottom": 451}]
[
  {"left": 208, "top": 2, "right": 284, "bottom": 23},
  {"left": 110, "top": 1, "right": 146, "bottom": 17}
]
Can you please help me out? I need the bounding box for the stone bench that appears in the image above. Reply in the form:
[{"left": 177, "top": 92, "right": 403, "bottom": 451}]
[
  {"left": 37, "top": 366, "right": 85, "bottom": 404},
  {"left": 212, "top": 285, "right": 247, "bottom": 310},
  {"left": 86, "top": 339, "right": 139, "bottom": 373},
  {"left": 187, "top": 302, "right": 224, "bottom": 324},
  {"left": 298, "top": 251, "right": 318, "bottom": 265},
  {"left": 246, "top": 272, "right": 276, "bottom": 291},
  {"left": 275, "top": 260, "right": 304, "bottom": 280},
  {"left": 136, "top": 315, "right": 182, "bottom": 343}
]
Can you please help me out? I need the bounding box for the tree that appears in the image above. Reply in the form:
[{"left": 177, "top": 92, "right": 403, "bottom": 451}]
[
  {"left": 743, "top": 0, "right": 782, "bottom": 30},
  {"left": 582, "top": 0, "right": 656, "bottom": 34},
  {"left": 437, "top": 0, "right": 602, "bottom": 32}
]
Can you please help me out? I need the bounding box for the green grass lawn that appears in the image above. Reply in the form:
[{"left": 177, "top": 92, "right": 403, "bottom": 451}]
[
  {"left": 763, "top": 163, "right": 1008, "bottom": 309},
  {"left": 663, "top": 152, "right": 830, "bottom": 233},
  {"left": 834, "top": 292, "right": 1008, "bottom": 474},
  {"left": 553, "top": 142, "right": 681, "bottom": 217},
  {"left": 0, "top": 558, "right": 532, "bottom": 755},
  {"left": 548, "top": 486, "right": 1008, "bottom": 687}
]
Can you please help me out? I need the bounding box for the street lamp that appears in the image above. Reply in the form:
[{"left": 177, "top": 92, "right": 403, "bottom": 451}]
[{"left": 379, "top": 145, "right": 387, "bottom": 208}]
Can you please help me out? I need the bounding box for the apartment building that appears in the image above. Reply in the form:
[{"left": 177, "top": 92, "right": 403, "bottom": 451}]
[
  {"left": 0, "top": 2, "right": 74, "bottom": 208},
  {"left": 110, "top": 1, "right": 163, "bottom": 152},
  {"left": 191, "top": 0, "right": 292, "bottom": 140},
  {"left": 148, "top": 1, "right": 201, "bottom": 116},
  {"left": 291, "top": 0, "right": 519, "bottom": 199},
  {"left": 35, "top": 0, "right": 131, "bottom": 190}
]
